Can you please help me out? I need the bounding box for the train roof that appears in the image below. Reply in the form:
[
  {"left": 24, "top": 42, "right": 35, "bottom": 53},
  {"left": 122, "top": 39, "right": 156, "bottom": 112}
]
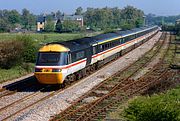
[
  {"left": 47, "top": 26, "right": 157, "bottom": 52},
  {"left": 48, "top": 37, "right": 96, "bottom": 52}
]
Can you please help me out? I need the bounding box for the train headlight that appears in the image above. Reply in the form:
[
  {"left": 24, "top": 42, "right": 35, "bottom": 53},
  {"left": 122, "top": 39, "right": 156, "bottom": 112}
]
[
  {"left": 35, "top": 68, "right": 42, "bottom": 72},
  {"left": 52, "top": 69, "right": 62, "bottom": 72}
]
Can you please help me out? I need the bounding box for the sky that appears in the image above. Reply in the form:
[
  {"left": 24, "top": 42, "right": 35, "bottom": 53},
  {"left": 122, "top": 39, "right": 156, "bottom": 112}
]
[{"left": 0, "top": 0, "right": 180, "bottom": 16}]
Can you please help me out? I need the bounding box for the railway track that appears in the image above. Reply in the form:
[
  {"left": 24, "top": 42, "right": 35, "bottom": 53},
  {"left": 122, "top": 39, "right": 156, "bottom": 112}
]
[
  {"left": 50, "top": 32, "right": 171, "bottom": 121},
  {"left": 0, "top": 32, "right": 162, "bottom": 120},
  {"left": 0, "top": 76, "right": 36, "bottom": 98}
]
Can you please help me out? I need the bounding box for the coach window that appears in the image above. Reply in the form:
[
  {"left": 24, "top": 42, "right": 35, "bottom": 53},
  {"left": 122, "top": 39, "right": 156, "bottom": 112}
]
[
  {"left": 76, "top": 51, "right": 85, "bottom": 60},
  {"left": 105, "top": 44, "right": 108, "bottom": 50},
  {"left": 98, "top": 45, "right": 102, "bottom": 52},
  {"left": 93, "top": 46, "right": 97, "bottom": 54}
]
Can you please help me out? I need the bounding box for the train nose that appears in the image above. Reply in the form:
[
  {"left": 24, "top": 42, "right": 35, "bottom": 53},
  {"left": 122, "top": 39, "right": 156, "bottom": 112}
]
[{"left": 34, "top": 68, "right": 63, "bottom": 84}]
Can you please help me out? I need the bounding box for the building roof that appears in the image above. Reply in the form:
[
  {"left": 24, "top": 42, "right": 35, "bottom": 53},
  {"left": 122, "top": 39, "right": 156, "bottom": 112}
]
[
  {"left": 61, "top": 15, "right": 83, "bottom": 21},
  {"left": 48, "top": 37, "right": 95, "bottom": 52},
  {"left": 37, "top": 16, "right": 46, "bottom": 22}
]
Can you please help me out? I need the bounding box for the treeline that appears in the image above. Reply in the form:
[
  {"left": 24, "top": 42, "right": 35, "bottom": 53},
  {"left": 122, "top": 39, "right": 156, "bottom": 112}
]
[
  {"left": 83, "top": 6, "right": 144, "bottom": 31},
  {"left": 0, "top": 6, "right": 145, "bottom": 33},
  {"left": 161, "top": 23, "right": 180, "bottom": 36},
  {"left": 0, "top": 9, "right": 36, "bottom": 32},
  {"left": 1, "top": 7, "right": 180, "bottom": 33},
  {"left": 146, "top": 13, "right": 180, "bottom": 25},
  {"left": 45, "top": 6, "right": 145, "bottom": 32}
]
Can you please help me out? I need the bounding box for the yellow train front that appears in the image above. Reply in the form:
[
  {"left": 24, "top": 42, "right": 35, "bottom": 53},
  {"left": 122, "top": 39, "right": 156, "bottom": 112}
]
[{"left": 34, "top": 44, "right": 70, "bottom": 84}]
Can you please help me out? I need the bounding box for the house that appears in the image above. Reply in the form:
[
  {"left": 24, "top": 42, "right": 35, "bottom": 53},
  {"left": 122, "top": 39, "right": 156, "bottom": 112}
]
[
  {"left": 36, "top": 14, "right": 84, "bottom": 32},
  {"left": 36, "top": 16, "right": 46, "bottom": 32}
]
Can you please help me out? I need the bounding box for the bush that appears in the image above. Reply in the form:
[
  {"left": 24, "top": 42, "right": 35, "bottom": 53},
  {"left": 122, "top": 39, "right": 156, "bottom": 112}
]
[
  {"left": 16, "top": 35, "right": 39, "bottom": 63},
  {"left": 0, "top": 40, "right": 24, "bottom": 69},
  {"left": 124, "top": 88, "right": 180, "bottom": 121}
]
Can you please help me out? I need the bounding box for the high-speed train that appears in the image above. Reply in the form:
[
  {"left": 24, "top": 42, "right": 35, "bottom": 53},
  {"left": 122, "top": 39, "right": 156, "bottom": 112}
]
[{"left": 34, "top": 26, "right": 159, "bottom": 85}]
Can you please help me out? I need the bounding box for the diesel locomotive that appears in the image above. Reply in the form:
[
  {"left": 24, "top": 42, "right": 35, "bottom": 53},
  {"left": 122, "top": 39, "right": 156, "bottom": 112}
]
[{"left": 34, "top": 26, "right": 159, "bottom": 85}]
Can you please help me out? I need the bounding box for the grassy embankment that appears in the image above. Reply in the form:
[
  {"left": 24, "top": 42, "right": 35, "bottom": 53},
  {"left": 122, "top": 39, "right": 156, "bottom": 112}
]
[{"left": 0, "top": 32, "right": 93, "bottom": 83}]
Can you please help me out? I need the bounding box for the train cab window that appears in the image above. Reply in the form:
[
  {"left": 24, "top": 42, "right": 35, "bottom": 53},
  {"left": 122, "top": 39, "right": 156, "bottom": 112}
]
[
  {"left": 36, "top": 52, "right": 68, "bottom": 66},
  {"left": 68, "top": 53, "right": 72, "bottom": 64}
]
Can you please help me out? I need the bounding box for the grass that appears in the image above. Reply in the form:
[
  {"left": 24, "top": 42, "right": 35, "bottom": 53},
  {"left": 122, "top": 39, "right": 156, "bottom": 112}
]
[
  {"left": 0, "top": 33, "right": 85, "bottom": 43},
  {"left": 0, "top": 63, "right": 34, "bottom": 83},
  {"left": 0, "top": 32, "right": 101, "bottom": 43}
]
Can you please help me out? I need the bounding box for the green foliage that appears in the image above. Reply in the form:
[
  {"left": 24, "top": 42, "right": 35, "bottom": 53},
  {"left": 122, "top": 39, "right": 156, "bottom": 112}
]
[
  {"left": 84, "top": 6, "right": 144, "bottom": 31},
  {"left": 55, "top": 19, "right": 62, "bottom": 32},
  {"left": 7, "top": 10, "right": 21, "bottom": 25},
  {"left": 146, "top": 14, "right": 180, "bottom": 26},
  {"left": 44, "top": 20, "right": 55, "bottom": 32},
  {"left": 22, "top": 8, "right": 30, "bottom": 29},
  {"left": 175, "top": 23, "right": 180, "bottom": 36},
  {"left": 75, "top": 7, "right": 83, "bottom": 15},
  {"left": 124, "top": 88, "right": 180, "bottom": 121},
  {"left": 0, "top": 63, "right": 34, "bottom": 83},
  {"left": 0, "top": 40, "right": 24, "bottom": 69},
  {"left": 0, "top": 35, "right": 39, "bottom": 69},
  {"left": 61, "top": 20, "right": 81, "bottom": 32},
  {"left": 103, "top": 28, "right": 116, "bottom": 33},
  {"left": 16, "top": 35, "right": 39, "bottom": 63},
  {"left": 162, "top": 24, "right": 176, "bottom": 31},
  {"left": 0, "top": 9, "right": 36, "bottom": 32},
  {"left": 0, "top": 18, "right": 11, "bottom": 32}
]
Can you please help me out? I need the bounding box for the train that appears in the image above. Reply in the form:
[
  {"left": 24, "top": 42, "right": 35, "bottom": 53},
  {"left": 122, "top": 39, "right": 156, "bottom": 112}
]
[{"left": 34, "top": 26, "right": 159, "bottom": 85}]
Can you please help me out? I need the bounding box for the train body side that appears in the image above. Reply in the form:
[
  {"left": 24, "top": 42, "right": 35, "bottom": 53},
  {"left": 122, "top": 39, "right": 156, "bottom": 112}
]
[{"left": 34, "top": 26, "right": 159, "bottom": 84}]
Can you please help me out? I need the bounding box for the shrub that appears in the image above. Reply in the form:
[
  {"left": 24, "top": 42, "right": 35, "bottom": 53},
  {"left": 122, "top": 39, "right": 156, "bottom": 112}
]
[
  {"left": 16, "top": 35, "right": 39, "bottom": 63},
  {"left": 0, "top": 40, "right": 24, "bottom": 69},
  {"left": 124, "top": 88, "right": 180, "bottom": 121}
]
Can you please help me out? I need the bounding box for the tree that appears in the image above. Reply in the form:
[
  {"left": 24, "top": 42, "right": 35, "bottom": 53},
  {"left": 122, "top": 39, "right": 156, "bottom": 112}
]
[
  {"left": 121, "top": 6, "right": 144, "bottom": 28},
  {"left": 44, "top": 20, "right": 55, "bottom": 32},
  {"left": 75, "top": 7, "right": 83, "bottom": 15},
  {"left": 7, "top": 10, "right": 21, "bottom": 25},
  {"left": 22, "top": 8, "right": 30, "bottom": 29},
  {"left": 28, "top": 14, "right": 36, "bottom": 30},
  {"left": 61, "top": 20, "right": 80, "bottom": 32},
  {"left": 0, "top": 18, "right": 10, "bottom": 32},
  {"left": 55, "top": 19, "right": 62, "bottom": 32},
  {"left": 56, "top": 10, "right": 62, "bottom": 19}
]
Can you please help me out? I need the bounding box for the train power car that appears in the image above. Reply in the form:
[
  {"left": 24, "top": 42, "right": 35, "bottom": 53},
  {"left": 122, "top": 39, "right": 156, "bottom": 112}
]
[{"left": 34, "top": 26, "right": 159, "bottom": 85}]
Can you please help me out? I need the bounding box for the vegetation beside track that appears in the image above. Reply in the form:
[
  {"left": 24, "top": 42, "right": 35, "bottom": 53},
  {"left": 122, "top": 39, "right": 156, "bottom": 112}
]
[
  {"left": 0, "top": 63, "right": 34, "bottom": 83},
  {"left": 107, "top": 34, "right": 180, "bottom": 121},
  {"left": 123, "top": 86, "right": 180, "bottom": 121}
]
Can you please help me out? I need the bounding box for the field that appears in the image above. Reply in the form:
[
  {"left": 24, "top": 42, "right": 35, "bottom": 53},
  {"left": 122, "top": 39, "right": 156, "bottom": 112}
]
[{"left": 0, "top": 32, "right": 87, "bottom": 43}]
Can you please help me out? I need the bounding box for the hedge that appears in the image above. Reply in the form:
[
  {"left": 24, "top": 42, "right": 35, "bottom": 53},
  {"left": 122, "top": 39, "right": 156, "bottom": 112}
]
[{"left": 124, "top": 87, "right": 180, "bottom": 121}]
